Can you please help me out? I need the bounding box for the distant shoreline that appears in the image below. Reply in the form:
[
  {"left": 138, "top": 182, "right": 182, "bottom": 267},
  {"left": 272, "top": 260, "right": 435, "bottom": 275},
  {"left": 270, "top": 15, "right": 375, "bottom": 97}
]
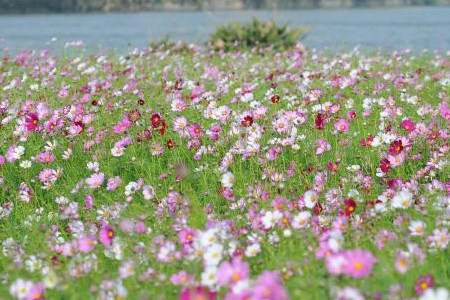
[{"left": 0, "top": 1, "right": 449, "bottom": 15}]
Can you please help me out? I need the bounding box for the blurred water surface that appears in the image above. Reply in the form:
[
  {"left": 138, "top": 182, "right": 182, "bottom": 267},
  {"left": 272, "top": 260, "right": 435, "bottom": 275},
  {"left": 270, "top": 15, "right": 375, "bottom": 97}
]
[{"left": 0, "top": 6, "right": 449, "bottom": 52}]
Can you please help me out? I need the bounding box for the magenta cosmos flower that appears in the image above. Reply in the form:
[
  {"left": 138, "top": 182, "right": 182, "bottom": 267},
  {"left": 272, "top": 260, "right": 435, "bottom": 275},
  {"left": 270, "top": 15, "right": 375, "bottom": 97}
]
[
  {"left": 188, "top": 123, "right": 203, "bottom": 138},
  {"left": 179, "top": 286, "right": 217, "bottom": 300},
  {"left": 342, "top": 249, "right": 377, "bottom": 278},
  {"left": 414, "top": 275, "right": 434, "bottom": 295},
  {"left": 334, "top": 119, "right": 350, "bottom": 132},
  {"left": 217, "top": 258, "right": 250, "bottom": 286},
  {"left": 25, "top": 113, "right": 39, "bottom": 131},
  {"left": 99, "top": 225, "right": 115, "bottom": 246}
]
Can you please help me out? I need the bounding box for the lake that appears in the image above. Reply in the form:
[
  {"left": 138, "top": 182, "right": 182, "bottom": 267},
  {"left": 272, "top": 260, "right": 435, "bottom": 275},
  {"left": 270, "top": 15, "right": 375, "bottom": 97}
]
[{"left": 0, "top": 6, "right": 449, "bottom": 52}]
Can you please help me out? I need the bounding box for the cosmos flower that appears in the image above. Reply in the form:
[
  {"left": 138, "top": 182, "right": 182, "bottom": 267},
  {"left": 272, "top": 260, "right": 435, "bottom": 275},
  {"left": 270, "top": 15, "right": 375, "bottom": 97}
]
[
  {"left": 179, "top": 286, "right": 217, "bottom": 300},
  {"left": 217, "top": 258, "right": 249, "bottom": 286},
  {"left": 85, "top": 173, "right": 105, "bottom": 189},
  {"left": 335, "top": 119, "right": 350, "bottom": 132},
  {"left": 221, "top": 172, "right": 235, "bottom": 188},
  {"left": 99, "top": 225, "right": 115, "bottom": 246},
  {"left": 304, "top": 190, "right": 319, "bottom": 209},
  {"left": 342, "top": 249, "right": 377, "bottom": 278},
  {"left": 25, "top": 113, "right": 39, "bottom": 131},
  {"left": 391, "top": 189, "right": 413, "bottom": 209},
  {"left": 189, "top": 123, "right": 203, "bottom": 138},
  {"left": 415, "top": 275, "right": 434, "bottom": 295},
  {"left": 419, "top": 288, "right": 449, "bottom": 300}
]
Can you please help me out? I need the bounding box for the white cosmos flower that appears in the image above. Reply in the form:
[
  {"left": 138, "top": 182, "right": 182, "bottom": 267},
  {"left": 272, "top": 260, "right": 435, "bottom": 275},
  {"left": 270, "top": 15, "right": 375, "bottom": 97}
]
[
  {"left": 391, "top": 189, "right": 413, "bottom": 209},
  {"left": 409, "top": 220, "right": 426, "bottom": 236},
  {"left": 142, "top": 185, "right": 155, "bottom": 200},
  {"left": 304, "top": 190, "right": 319, "bottom": 209},
  {"left": 20, "top": 160, "right": 32, "bottom": 169},
  {"left": 10, "top": 278, "right": 33, "bottom": 300},
  {"left": 245, "top": 243, "right": 261, "bottom": 257},
  {"left": 203, "top": 243, "right": 223, "bottom": 266},
  {"left": 221, "top": 172, "right": 234, "bottom": 188},
  {"left": 261, "top": 210, "right": 282, "bottom": 229},
  {"left": 419, "top": 288, "right": 450, "bottom": 300},
  {"left": 111, "top": 147, "right": 124, "bottom": 157},
  {"left": 292, "top": 211, "right": 311, "bottom": 229},
  {"left": 201, "top": 266, "right": 218, "bottom": 288}
]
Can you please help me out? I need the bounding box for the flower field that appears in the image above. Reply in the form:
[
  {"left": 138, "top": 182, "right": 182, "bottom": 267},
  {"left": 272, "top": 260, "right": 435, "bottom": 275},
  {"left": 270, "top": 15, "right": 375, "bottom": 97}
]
[{"left": 0, "top": 44, "right": 449, "bottom": 299}]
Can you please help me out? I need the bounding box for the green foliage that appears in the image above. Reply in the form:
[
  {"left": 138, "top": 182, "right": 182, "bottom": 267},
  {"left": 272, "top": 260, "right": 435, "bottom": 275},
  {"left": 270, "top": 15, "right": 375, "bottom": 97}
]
[{"left": 209, "top": 18, "right": 308, "bottom": 51}]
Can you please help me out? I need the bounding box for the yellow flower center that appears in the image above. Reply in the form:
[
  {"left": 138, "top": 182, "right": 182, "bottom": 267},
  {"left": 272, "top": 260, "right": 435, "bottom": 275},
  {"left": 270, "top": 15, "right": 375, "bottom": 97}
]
[{"left": 354, "top": 262, "right": 363, "bottom": 270}]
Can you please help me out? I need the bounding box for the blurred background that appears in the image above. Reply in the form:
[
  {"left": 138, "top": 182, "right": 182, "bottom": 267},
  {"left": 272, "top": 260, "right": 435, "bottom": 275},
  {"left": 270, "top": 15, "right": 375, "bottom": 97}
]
[{"left": 0, "top": 0, "right": 449, "bottom": 52}]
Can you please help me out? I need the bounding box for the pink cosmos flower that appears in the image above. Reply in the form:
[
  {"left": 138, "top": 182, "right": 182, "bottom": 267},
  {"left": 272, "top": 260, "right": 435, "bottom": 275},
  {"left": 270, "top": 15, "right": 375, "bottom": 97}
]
[
  {"left": 99, "top": 225, "right": 115, "bottom": 246},
  {"left": 342, "top": 249, "right": 377, "bottom": 278},
  {"left": 113, "top": 117, "right": 131, "bottom": 134},
  {"left": 388, "top": 152, "right": 406, "bottom": 168},
  {"left": 438, "top": 102, "right": 450, "bottom": 121},
  {"left": 44, "top": 116, "right": 64, "bottom": 133},
  {"left": 179, "top": 228, "right": 195, "bottom": 245},
  {"left": 135, "top": 221, "right": 147, "bottom": 234},
  {"left": 77, "top": 235, "right": 96, "bottom": 253},
  {"left": 38, "top": 168, "right": 56, "bottom": 183},
  {"left": 106, "top": 176, "right": 122, "bottom": 191},
  {"left": 37, "top": 152, "right": 55, "bottom": 164},
  {"left": 326, "top": 252, "right": 346, "bottom": 275},
  {"left": 217, "top": 258, "right": 249, "bottom": 286},
  {"left": 335, "top": 119, "right": 350, "bottom": 132},
  {"left": 26, "top": 282, "right": 45, "bottom": 300},
  {"left": 85, "top": 172, "right": 104, "bottom": 189},
  {"left": 252, "top": 271, "right": 288, "bottom": 300},
  {"left": 394, "top": 252, "right": 409, "bottom": 274},
  {"left": 171, "top": 270, "right": 193, "bottom": 286}
]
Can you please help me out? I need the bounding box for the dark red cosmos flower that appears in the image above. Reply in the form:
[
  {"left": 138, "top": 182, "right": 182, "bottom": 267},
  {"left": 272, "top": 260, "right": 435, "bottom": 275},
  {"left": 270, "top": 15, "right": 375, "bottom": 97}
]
[
  {"left": 343, "top": 198, "right": 357, "bottom": 216},
  {"left": 314, "top": 203, "right": 323, "bottom": 215},
  {"left": 271, "top": 95, "right": 280, "bottom": 103},
  {"left": 360, "top": 135, "right": 374, "bottom": 147},
  {"left": 25, "top": 113, "right": 39, "bottom": 131},
  {"left": 326, "top": 161, "right": 340, "bottom": 173},
  {"left": 428, "top": 131, "right": 439, "bottom": 141},
  {"left": 389, "top": 140, "right": 404, "bottom": 155},
  {"left": 379, "top": 158, "right": 391, "bottom": 173},
  {"left": 151, "top": 113, "right": 162, "bottom": 127},
  {"left": 315, "top": 113, "right": 326, "bottom": 130},
  {"left": 241, "top": 115, "right": 254, "bottom": 127},
  {"left": 366, "top": 199, "right": 383, "bottom": 206},
  {"left": 166, "top": 139, "right": 175, "bottom": 149},
  {"left": 157, "top": 120, "right": 166, "bottom": 136}
]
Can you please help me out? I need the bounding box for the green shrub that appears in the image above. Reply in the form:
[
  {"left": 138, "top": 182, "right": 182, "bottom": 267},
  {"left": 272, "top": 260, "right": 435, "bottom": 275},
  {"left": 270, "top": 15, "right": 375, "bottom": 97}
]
[{"left": 210, "top": 18, "right": 308, "bottom": 51}]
